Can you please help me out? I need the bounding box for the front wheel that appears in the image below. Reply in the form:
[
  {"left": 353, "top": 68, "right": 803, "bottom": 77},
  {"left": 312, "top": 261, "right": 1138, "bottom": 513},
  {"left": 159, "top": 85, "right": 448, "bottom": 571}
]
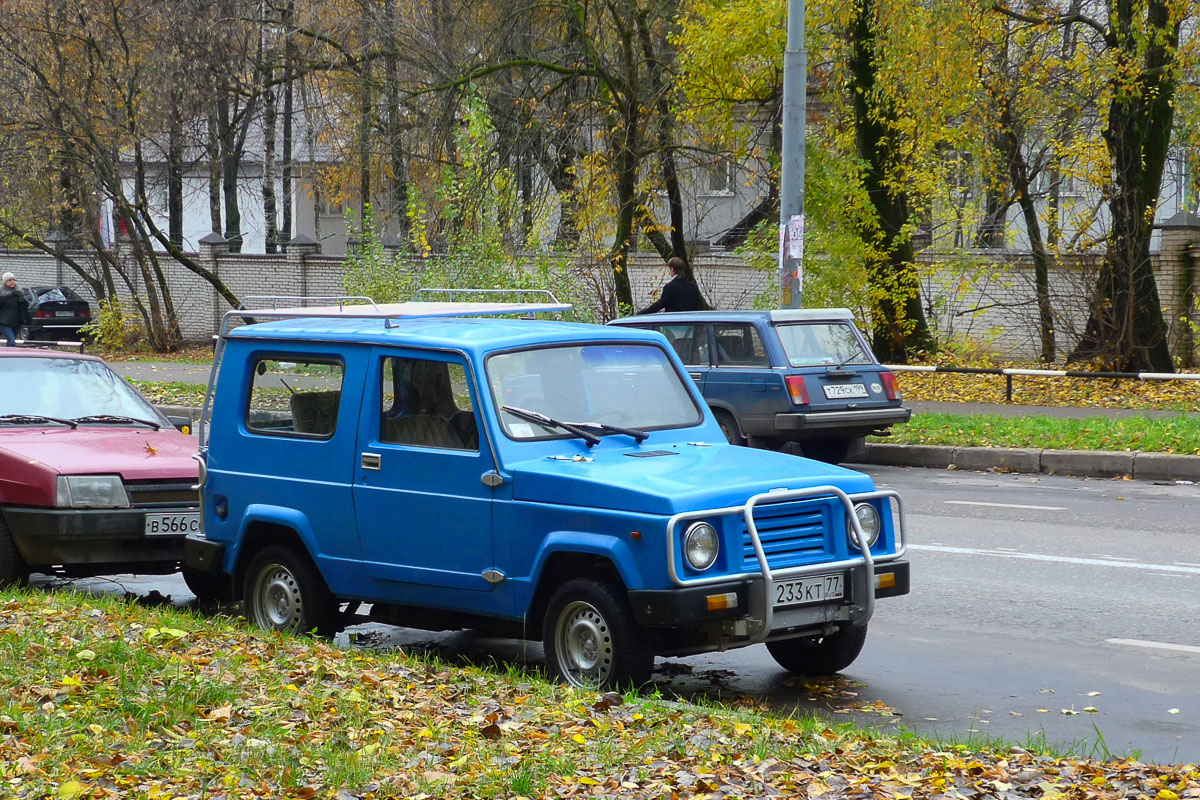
[
  {"left": 543, "top": 578, "right": 653, "bottom": 690},
  {"left": 765, "top": 624, "right": 868, "bottom": 675},
  {"left": 242, "top": 545, "right": 338, "bottom": 637},
  {"left": 182, "top": 567, "right": 230, "bottom": 605},
  {"left": 0, "top": 514, "right": 29, "bottom": 587}
]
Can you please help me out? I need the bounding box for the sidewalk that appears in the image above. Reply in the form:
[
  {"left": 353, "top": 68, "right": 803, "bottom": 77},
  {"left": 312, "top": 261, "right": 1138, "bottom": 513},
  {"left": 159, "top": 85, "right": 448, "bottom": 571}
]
[{"left": 128, "top": 362, "right": 1200, "bottom": 482}]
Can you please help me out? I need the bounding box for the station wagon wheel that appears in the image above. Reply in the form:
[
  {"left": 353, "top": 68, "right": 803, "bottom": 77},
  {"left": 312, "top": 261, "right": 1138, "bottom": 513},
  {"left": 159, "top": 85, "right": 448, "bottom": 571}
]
[
  {"left": 0, "top": 514, "right": 29, "bottom": 587},
  {"left": 243, "top": 545, "right": 337, "bottom": 637},
  {"left": 543, "top": 578, "right": 653, "bottom": 690},
  {"left": 712, "top": 409, "right": 746, "bottom": 447},
  {"left": 765, "top": 624, "right": 868, "bottom": 675}
]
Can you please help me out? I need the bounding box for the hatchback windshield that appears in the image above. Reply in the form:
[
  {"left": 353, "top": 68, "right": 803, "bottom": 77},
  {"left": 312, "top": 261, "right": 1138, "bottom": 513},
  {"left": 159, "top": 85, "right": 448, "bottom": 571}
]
[
  {"left": 487, "top": 344, "right": 702, "bottom": 439},
  {"left": 776, "top": 323, "right": 871, "bottom": 367},
  {"left": 0, "top": 358, "right": 165, "bottom": 422}
]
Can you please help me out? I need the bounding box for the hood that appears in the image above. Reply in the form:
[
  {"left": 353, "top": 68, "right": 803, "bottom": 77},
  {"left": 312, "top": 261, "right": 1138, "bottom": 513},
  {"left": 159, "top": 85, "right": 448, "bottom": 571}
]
[
  {"left": 0, "top": 427, "right": 198, "bottom": 481},
  {"left": 509, "top": 442, "right": 876, "bottom": 516}
]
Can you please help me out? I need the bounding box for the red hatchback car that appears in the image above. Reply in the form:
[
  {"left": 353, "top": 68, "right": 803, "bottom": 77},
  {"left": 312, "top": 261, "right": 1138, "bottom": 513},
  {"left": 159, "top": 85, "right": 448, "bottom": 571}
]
[{"left": 0, "top": 349, "right": 202, "bottom": 589}]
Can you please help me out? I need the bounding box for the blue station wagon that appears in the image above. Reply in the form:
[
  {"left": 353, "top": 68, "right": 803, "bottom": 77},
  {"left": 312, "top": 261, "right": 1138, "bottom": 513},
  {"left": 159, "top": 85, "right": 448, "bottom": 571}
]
[
  {"left": 609, "top": 309, "right": 911, "bottom": 463},
  {"left": 185, "top": 297, "right": 910, "bottom": 689}
]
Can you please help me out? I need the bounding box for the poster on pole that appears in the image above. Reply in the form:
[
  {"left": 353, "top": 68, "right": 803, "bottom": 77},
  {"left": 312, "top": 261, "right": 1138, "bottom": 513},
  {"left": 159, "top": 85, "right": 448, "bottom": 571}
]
[{"left": 787, "top": 214, "right": 804, "bottom": 260}]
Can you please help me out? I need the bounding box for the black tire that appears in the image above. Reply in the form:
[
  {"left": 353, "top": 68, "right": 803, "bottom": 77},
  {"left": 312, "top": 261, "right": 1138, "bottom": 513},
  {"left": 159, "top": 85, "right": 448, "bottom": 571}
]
[
  {"left": 0, "top": 514, "right": 29, "bottom": 587},
  {"left": 800, "top": 437, "right": 852, "bottom": 464},
  {"left": 765, "top": 624, "right": 868, "bottom": 675},
  {"left": 712, "top": 409, "right": 746, "bottom": 447},
  {"left": 242, "top": 545, "right": 338, "bottom": 637},
  {"left": 543, "top": 578, "right": 654, "bottom": 690},
  {"left": 181, "top": 567, "right": 230, "bottom": 604}
]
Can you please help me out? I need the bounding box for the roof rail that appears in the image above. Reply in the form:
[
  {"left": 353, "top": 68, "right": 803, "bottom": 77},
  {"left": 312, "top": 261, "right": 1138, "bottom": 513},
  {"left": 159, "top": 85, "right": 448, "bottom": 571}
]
[
  {"left": 239, "top": 295, "right": 381, "bottom": 312},
  {"left": 414, "top": 288, "right": 562, "bottom": 305}
]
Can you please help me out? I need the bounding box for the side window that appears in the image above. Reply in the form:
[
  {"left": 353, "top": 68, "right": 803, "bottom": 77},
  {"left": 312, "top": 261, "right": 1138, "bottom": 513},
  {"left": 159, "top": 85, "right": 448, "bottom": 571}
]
[
  {"left": 247, "top": 358, "right": 344, "bottom": 438},
  {"left": 380, "top": 356, "right": 478, "bottom": 451},
  {"left": 653, "top": 324, "right": 710, "bottom": 366},
  {"left": 714, "top": 324, "right": 769, "bottom": 367}
]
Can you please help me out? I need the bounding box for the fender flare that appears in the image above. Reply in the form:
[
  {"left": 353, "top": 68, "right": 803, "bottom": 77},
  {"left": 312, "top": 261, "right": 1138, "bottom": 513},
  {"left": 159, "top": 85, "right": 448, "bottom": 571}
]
[
  {"left": 529, "top": 531, "right": 645, "bottom": 592},
  {"left": 227, "top": 504, "right": 321, "bottom": 571}
]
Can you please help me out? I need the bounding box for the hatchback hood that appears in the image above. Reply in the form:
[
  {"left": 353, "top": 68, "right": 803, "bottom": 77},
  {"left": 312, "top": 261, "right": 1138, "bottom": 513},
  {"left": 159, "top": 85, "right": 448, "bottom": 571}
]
[
  {"left": 0, "top": 427, "right": 197, "bottom": 481},
  {"left": 508, "top": 443, "right": 876, "bottom": 516}
]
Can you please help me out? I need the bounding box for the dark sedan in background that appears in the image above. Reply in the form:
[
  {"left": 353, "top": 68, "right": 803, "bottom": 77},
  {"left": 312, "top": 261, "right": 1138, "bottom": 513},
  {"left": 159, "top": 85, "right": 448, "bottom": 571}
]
[{"left": 20, "top": 286, "right": 92, "bottom": 341}]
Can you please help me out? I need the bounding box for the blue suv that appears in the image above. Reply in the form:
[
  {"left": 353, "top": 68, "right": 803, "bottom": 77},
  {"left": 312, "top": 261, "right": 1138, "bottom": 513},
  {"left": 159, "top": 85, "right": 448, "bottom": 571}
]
[
  {"left": 185, "top": 298, "right": 910, "bottom": 689},
  {"left": 610, "top": 310, "right": 910, "bottom": 463}
]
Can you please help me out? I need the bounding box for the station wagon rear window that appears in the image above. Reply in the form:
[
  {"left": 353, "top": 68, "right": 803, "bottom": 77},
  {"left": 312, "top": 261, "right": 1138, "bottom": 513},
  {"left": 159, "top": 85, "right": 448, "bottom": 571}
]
[
  {"left": 776, "top": 323, "right": 871, "bottom": 367},
  {"left": 246, "top": 358, "right": 345, "bottom": 438},
  {"left": 487, "top": 344, "right": 702, "bottom": 439}
]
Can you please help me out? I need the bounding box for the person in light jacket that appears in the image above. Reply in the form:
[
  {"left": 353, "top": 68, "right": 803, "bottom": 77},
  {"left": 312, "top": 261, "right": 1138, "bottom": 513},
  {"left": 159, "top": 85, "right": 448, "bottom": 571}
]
[
  {"left": 0, "top": 273, "right": 31, "bottom": 347},
  {"left": 637, "top": 257, "right": 707, "bottom": 314}
]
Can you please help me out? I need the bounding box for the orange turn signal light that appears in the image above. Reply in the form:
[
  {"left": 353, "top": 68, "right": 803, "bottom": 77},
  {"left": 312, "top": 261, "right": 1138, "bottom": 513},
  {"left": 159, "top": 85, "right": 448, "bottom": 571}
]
[
  {"left": 875, "top": 572, "right": 895, "bottom": 590},
  {"left": 706, "top": 592, "right": 738, "bottom": 612}
]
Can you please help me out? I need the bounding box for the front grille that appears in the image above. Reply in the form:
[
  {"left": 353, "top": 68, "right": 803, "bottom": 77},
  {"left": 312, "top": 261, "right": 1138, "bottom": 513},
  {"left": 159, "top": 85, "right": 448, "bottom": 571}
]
[
  {"left": 125, "top": 481, "right": 199, "bottom": 509},
  {"left": 741, "top": 497, "right": 834, "bottom": 570}
]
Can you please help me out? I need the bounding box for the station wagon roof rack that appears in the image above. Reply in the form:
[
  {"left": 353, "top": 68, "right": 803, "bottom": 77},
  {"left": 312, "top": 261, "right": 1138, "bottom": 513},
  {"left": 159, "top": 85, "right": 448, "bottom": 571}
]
[{"left": 768, "top": 308, "right": 853, "bottom": 322}]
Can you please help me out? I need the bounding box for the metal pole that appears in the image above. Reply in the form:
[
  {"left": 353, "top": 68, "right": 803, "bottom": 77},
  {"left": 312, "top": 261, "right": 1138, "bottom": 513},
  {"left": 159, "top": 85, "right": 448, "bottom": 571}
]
[{"left": 777, "top": 0, "right": 806, "bottom": 309}]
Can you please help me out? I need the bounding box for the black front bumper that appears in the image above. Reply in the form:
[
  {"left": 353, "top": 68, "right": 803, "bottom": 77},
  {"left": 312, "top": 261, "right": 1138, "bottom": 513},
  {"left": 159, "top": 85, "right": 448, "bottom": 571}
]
[
  {"left": 2, "top": 506, "right": 198, "bottom": 575},
  {"left": 629, "top": 560, "right": 909, "bottom": 628}
]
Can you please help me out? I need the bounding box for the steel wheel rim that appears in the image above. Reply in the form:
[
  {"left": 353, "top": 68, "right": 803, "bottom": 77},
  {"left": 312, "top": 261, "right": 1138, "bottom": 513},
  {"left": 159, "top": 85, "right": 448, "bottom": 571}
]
[
  {"left": 251, "top": 563, "right": 302, "bottom": 630},
  {"left": 554, "top": 600, "right": 613, "bottom": 687}
]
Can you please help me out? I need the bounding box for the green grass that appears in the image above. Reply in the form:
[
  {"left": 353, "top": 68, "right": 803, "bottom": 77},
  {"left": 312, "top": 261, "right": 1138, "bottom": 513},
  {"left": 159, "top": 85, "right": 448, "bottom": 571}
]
[
  {"left": 873, "top": 412, "right": 1200, "bottom": 455},
  {"left": 5, "top": 590, "right": 1191, "bottom": 796}
]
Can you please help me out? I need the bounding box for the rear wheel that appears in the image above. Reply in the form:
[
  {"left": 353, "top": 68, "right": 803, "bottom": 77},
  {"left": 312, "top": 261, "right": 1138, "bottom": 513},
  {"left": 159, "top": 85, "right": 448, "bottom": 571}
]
[
  {"left": 242, "top": 545, "right": 337, "bottom": 637},
  {"left": 0, "top": 514, "right": 29, "bottom": 587},
  {"left": 712, "top": 409, "right": 746, "bottom": 447},
  {"left": 182, "top": 568, "right": 230, "bottom": 605},
  {"left": 766, "top": 624, "right": 868, "bottom": 675},
  {"left": 800, "top": 437, "right": 852, "bottom": 464},
  {"left": 543, "top": 578, "right": 653, "bottom": 690}
]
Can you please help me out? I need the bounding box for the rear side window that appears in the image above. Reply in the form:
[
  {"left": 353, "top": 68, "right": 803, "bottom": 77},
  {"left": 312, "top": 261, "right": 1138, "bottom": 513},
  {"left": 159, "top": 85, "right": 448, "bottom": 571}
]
[
  {"left": 652, "top": 324, "right": 709, "bottom": 366},
  {"left": 713, "top": 324, "right": 769, "bottom": 367},
  {"left": 379, "top": 356, "right": 478, "bottom": 451},
  {"left": 246, "top": 358, "right": 345, "bottom": 438}
]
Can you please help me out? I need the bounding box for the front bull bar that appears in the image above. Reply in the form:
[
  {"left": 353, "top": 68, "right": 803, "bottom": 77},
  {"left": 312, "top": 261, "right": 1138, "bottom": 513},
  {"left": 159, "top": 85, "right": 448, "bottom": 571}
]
[{"left": 665, "top": 486, "right": 906, "bottom": 643}]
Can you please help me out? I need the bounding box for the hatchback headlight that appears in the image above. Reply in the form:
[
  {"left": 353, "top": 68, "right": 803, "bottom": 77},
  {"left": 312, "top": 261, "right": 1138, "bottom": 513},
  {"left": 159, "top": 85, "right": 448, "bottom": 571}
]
[
  {"left": 683, "top": 522, "right": 719, "bottom": 571},
  {"left": 846, "top": 503, "right": 881, "bottom": 550},
  {"left": 56, "top": 475, "right": 130, "bottom": 509}
]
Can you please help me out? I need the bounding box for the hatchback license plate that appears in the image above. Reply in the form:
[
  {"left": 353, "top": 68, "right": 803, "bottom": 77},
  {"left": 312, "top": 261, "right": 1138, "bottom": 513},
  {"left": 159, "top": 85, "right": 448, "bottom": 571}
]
[
  {"left": 773, "top": 573, "right": 845, "bottom": 608},
  {"left": 823, "top": 383, "right": 868, "bottom": 399},
  {"left": 144, "top": 512, "right": 201, "bottom": 536}
]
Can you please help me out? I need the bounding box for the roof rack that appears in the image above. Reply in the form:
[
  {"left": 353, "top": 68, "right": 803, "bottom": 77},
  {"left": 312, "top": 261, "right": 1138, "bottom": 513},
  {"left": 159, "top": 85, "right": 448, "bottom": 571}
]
[{"left": 198, "top": 292, "right": 572, "bottom": 446}]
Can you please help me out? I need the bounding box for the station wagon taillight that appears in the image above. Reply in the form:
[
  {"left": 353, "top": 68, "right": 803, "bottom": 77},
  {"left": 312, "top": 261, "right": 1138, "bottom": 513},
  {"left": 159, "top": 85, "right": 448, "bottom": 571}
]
[
  {"left": 785, "top": 375, "right": 809, "bottom": 405},
  {"left": 881, "top": 371, "right": 900, "bottom": 401}
]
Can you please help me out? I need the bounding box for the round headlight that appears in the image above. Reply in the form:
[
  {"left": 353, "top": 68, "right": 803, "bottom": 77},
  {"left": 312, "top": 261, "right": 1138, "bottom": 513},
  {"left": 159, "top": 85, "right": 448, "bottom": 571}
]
[
  {"left": 683, "top": 522, "right": 719, "bottom": 571},
  {"left": 847, "top": 503, "right": 881, "bottom": 550}
]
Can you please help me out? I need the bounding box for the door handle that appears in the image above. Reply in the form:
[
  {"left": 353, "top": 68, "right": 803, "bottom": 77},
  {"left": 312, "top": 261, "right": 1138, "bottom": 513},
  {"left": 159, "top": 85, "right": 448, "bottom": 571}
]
[
  {"left": 361, "top": 452, "right": 382, "bottom": 470},
  {"left": 689, "top": 372, "right": 703, "bottom": 381}
]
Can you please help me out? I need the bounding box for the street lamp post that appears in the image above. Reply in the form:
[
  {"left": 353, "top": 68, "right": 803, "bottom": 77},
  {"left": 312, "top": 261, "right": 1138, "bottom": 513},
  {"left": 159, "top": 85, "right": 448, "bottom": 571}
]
[{"left": 778, "top": 0, "right": 806, "bottom": 309}]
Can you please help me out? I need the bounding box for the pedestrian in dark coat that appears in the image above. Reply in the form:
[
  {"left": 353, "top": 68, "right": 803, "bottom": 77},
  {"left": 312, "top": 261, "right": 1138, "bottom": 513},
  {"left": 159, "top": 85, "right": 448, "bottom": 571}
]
[
  {"left": 637, "top": 257, "right": 707, "bottom": 314},
  {"left": 0, "top": 273, "right": 31, "bottom": 347}
]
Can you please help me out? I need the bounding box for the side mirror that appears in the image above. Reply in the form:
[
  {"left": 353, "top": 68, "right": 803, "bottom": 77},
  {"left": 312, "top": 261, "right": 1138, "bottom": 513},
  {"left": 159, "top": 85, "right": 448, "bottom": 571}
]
[{"left": 168, "top": 415, "right": 192, "bottom": 435}]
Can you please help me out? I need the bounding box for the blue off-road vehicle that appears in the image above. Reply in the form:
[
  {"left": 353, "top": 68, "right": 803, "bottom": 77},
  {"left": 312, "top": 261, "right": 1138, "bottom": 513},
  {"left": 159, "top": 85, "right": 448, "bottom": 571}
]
[{"left": 185, "top": 296, "right": 909, "bottom": 689}]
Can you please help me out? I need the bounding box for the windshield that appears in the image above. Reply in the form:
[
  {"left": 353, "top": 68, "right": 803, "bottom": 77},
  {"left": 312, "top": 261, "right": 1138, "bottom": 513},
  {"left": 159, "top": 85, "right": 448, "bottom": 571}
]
[
  {"left": 776, "top": 322, "right": 872, "bottom": 367},
  {"left": 0, "top": 358, "right": 166, "bottom": 423},
  {"left": 487, "top": 343, "right": 702, "bottom": 440}
]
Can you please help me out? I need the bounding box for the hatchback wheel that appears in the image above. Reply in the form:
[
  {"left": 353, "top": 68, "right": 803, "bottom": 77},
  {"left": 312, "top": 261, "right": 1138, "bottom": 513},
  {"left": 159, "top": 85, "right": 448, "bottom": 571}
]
[
  {"left": 0, "top": 515, "right": 28, "bottom": 587},
  {"left": 182, "top": 568, "right": 230, "bottom": 605},
  {"left": 543, "top": 578, "right": 653, "bottom": 690},
  {"left": 243, "top": 545, "right": 337, "bottom": 636}
]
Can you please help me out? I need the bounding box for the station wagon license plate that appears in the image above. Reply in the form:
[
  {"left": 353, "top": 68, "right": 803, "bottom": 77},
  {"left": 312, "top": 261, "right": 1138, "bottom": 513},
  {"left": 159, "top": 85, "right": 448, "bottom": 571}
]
[
  {"left": 144, "top": 512, "right": 201, "bottom": 536},
  {"left": 773, "top": 573, "right": 845, "bottom": 608},
  {"left": 823, "top": 383, "right": 868, "bottom": 399}
]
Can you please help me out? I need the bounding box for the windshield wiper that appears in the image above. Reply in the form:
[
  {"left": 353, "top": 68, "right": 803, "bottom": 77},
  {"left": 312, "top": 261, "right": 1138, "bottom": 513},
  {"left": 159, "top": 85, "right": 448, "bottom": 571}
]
[
  {"left": 0, "top": 413, "right": 78, "bottom": 428},
  {"left": 501, "top": 406, "right": 602, "bottom": 447},
  {"left": 571, "top": 421, "right": 650, "bottom": 444},
  {"left": 72, "top": 414, "right": 162, "bottom": 430}
]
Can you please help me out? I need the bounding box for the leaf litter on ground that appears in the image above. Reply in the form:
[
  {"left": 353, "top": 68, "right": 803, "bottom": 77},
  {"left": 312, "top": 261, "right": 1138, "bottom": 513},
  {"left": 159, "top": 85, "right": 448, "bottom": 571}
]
[{"left": 1, "top": 591, "right": 1197, "bottom": 799}]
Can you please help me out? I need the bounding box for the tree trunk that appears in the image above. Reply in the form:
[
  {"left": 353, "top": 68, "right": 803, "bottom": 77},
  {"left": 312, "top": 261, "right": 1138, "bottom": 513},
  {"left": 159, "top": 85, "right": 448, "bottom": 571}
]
[
  {"left": 849, "top": 0, "right": 933, "bottom": 363},
  {"left": 208, "top": 114, "right": 222, "bottom": 235},
  {"left": 281, "top": 0, "right": 295, "bottom": 245},
  {"left": 263, "top": 82, "right": 279, "bottom": 254}
]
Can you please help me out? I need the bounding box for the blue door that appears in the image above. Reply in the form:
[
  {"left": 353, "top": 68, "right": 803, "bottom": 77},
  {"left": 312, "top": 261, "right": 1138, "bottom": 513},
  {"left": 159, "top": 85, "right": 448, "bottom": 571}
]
[
  {"left": 704, "top": 322, "right": 782, "bottom": 434},
  {"left": 646, "top": 322, "right": 711, "bottom": 393},
  {"left": 353, "top": 349, "right": 496, "bottom": 596}
]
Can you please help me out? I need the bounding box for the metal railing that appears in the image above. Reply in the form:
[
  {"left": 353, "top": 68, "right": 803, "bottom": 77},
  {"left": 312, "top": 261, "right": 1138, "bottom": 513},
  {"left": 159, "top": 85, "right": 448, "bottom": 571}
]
[{"left": 885, "top": 364, "right": 1200, "bottom": 403}]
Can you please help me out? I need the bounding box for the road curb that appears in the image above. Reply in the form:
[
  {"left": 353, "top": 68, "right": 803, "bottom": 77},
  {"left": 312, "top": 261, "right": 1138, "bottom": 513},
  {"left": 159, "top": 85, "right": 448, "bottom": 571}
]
[{"left": 862, "top": 442, "right": 1200, "bottom": 481}]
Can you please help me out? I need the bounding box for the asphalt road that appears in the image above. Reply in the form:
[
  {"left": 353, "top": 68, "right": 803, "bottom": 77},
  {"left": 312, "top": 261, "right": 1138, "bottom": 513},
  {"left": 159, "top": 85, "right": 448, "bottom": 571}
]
[{"left": 39, "top": 465, "right": 1200, "bottom": 763}]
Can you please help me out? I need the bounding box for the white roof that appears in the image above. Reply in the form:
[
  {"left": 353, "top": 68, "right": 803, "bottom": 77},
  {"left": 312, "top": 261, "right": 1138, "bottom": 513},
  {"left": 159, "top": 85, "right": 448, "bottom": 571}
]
[
  {"left": 234, "top": 300, "right": 572, "bottom": 322},
  {"left": 768, "top": 308, "right": 853, "bottom": 322}
]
